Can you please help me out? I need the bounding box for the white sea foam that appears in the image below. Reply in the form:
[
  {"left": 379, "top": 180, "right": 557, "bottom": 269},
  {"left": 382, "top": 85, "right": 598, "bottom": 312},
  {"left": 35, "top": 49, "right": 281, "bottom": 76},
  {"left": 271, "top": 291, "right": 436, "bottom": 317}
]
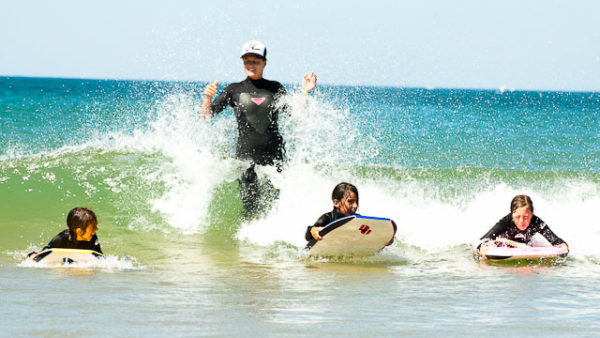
[{"left": 132, "top": 93, "right": 230, "bottom": 233}]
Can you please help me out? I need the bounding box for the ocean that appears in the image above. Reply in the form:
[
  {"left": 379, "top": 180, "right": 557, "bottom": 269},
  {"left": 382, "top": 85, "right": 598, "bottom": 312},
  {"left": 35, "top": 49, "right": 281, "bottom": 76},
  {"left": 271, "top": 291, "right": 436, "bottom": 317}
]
[{"left": 1, "top": 76, "right": 600, "bottom": 336}]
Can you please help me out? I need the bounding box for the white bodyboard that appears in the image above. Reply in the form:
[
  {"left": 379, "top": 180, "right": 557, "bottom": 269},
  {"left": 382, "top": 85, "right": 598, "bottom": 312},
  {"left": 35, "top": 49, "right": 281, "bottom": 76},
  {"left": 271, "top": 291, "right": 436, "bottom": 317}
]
[
  {"left": 475, "top": 238, "right": 568, "bottom": 261},
  {"left": 308, "top": 215, "right": 396, "bottom": 257},
  {"left": 481, "top": 246, "right": 568, "bottom": 261},
  {"left": 27, "top": 248, "right": 104, "bottom": 265}
]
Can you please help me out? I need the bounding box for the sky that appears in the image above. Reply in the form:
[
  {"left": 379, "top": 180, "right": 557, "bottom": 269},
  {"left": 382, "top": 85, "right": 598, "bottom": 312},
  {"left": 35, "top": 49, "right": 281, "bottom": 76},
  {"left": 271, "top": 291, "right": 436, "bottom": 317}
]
[{"left": 1, "top": 0, "right": 599, "bottom": 91}]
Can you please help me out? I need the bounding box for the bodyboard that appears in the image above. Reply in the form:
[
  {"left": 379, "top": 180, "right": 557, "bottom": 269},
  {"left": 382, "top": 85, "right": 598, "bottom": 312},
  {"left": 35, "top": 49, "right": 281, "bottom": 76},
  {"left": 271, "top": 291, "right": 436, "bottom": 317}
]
[
  {"left": 27, "top": 248, "right": 104, "bottom": 265},
  {"left": 308, "top": 215, "right": 396, "bottom": 257},
  {"left": 475, "top": 239, "right": 568, "bottom": 261}
]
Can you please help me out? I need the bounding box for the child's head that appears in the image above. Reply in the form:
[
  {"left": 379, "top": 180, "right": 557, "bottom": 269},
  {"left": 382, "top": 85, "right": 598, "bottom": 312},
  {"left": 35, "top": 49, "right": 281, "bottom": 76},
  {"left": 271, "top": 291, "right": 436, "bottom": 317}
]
[
  {"left": 331, "top": 182, "right": 359, "bottom": 216},
  {"left": 67, "top": 207, "right": 98, "bottom": 242}
]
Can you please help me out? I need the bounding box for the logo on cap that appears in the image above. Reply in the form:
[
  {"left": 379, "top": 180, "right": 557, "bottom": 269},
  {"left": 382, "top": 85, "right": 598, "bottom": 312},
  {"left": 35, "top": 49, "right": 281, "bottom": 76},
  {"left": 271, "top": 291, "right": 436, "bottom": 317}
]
[{"left": 241, "top": 40, "right": 266, "bottom": 58}]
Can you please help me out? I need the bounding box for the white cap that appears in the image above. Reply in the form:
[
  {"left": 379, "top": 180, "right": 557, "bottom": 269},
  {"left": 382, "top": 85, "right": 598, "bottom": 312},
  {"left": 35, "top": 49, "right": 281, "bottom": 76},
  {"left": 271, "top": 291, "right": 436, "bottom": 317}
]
[{"left": 240, "top": 40, "right": 267, "bottom": 59}]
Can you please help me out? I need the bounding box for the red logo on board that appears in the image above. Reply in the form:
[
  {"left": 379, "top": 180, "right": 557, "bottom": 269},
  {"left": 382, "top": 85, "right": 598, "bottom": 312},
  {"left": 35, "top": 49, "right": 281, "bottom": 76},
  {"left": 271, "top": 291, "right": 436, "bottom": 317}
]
[{"left": 359, "top": 225, "right": 371, "bottom": 235}]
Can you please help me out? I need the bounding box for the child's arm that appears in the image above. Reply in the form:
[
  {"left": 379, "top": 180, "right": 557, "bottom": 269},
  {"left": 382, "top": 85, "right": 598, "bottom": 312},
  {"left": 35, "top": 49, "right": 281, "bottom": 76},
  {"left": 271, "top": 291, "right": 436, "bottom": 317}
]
[
  {"left": 305, "top": 212, "right": 333, "bottom": 241},
  {"left": 305, "top": 226, "right": 323, "bottom": 241},
  {"left": 91, "top": 234, "right": 103, "bottom": 254},
  {"left": 305, "top": 226, "right": 317, "bottom": 241}
]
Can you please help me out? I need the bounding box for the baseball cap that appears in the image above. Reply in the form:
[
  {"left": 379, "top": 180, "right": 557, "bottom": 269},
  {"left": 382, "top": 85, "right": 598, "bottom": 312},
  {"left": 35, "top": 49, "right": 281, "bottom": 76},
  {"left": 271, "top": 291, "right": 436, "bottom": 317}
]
[{"left": 240, "top": 40, "right": 267, "bottom": 59}]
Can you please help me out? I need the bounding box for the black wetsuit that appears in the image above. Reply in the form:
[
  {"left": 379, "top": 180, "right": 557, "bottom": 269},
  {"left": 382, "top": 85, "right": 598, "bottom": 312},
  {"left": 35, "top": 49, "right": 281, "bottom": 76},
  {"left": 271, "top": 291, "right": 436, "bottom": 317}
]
[
  {"left": 305, "top": 208, "right": 345, "bottom": 241},
  {"left": 42, "top": 229, "right": 103, "bottom": 253},
  {"left": 211, "top": 77, "right": 287, "bottom": 167},
  {"left": 480, "top": 213, "right": 567, "bottom": 246}
]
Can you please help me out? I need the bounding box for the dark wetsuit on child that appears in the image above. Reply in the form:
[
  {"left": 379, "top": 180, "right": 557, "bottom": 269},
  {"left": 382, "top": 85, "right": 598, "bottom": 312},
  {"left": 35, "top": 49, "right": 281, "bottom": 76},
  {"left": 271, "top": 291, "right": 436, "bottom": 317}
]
[
  {"left": 480, "top": 213, "right": 567, "bottom": 246},
  {"left": 42, "top": 229, "right": 103, "bottom": 253}
]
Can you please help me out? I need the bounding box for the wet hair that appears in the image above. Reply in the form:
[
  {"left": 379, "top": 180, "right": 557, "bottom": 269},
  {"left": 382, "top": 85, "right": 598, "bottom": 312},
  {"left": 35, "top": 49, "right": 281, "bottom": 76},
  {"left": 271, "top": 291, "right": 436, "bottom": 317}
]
[
  {"left": 510, "top": 195, "right": 533, "bottom": 213},
  {"left": 67, "top": 207, "right": 97, "bottom": 234},
  {"left": 331, "top": 182, "right": 359, "bottom": 203}
]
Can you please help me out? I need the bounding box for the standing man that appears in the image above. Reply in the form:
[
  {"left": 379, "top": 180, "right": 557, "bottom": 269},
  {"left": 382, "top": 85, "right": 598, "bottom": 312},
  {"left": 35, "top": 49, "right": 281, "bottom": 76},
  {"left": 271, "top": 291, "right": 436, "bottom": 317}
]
[{"left": 201, "top": 40, "right": 317, "bottom": 212}]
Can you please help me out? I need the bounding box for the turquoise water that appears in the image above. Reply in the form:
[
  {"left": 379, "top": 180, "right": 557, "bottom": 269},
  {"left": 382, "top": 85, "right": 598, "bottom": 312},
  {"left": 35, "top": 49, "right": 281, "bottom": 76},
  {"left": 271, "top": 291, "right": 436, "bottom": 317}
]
[{"left": 1, "top": 77, "right": 600, "bottom": 336}]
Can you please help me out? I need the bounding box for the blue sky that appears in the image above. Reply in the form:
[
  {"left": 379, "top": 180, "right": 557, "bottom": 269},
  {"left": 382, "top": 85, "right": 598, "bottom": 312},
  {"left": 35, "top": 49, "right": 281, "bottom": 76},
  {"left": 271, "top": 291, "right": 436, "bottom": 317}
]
[{"left": 1, "top": 0, "right": 599, "bottom": 91}]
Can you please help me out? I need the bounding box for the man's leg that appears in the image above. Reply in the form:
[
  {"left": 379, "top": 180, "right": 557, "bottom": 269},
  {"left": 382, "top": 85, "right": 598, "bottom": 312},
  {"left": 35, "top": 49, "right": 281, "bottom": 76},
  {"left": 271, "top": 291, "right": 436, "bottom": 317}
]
[{"left": 238, "top": 163, "right": 260, "bottom": 214}]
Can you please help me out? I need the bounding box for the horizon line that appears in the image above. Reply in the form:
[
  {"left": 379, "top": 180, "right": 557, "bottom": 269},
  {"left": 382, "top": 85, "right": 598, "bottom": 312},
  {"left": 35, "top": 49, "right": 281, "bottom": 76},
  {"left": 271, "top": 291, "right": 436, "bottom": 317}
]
[{"left": 2, "top": 74, "right": 599, "bottom": 95}]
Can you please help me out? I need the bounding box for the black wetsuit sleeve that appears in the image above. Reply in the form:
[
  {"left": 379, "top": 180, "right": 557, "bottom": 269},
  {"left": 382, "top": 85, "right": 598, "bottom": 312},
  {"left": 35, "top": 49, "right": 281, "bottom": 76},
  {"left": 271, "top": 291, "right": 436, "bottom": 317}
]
[
  {"left": 210, "top": 86, "right": 233, "bottom": 116},
  {"left": 275, "top": 83, "right": 290, "bottom": 115},
  {"left": 90, "top": 234, "right": 103, "bottom": 254},
  {"left": 305, "top": 211, "right": 335, "bottom": 241},
  {"left": 480, "top": 214, "right": 511, "bottom": 240},
  {"left": 535, "top": 217, "right": 567, "bottom": 246},
  {"left": 276, "top": 83, "right": 287, "bottom": 96}
]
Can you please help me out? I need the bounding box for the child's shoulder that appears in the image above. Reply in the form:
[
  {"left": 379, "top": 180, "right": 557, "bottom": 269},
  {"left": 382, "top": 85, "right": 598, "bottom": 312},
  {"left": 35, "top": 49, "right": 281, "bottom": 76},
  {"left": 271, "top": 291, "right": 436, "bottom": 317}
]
[
  {"left": 315, "top": 209, "right": 344, "bottom": 226},
  {"left": 51, "top": 229, "right": 71, "bottom": 240},
  {"left": 44, "top": 229, "right": 71, "bottom": 249}
]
